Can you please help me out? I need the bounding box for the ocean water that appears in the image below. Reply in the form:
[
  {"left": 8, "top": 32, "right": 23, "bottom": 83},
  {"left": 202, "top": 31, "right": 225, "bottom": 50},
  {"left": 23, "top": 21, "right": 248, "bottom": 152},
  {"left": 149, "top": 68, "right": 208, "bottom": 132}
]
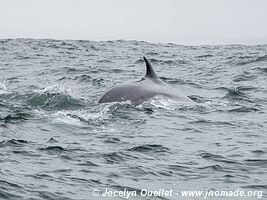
[{"left": 0, "top": 39, "right": 266, "bottom": 200}]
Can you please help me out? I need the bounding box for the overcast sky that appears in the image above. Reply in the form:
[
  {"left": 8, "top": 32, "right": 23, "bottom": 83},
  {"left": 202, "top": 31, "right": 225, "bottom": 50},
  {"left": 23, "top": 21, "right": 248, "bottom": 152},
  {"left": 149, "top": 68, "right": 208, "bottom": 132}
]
[{"left": 0, "top": 0, "right": 267, "bottom": 45}]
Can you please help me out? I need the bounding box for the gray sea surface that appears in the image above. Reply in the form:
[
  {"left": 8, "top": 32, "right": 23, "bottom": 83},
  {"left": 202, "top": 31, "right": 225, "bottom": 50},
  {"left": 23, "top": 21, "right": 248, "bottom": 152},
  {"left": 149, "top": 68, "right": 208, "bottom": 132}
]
[{"left": 0, "top": 39, "right": 266, "bottom": 200}]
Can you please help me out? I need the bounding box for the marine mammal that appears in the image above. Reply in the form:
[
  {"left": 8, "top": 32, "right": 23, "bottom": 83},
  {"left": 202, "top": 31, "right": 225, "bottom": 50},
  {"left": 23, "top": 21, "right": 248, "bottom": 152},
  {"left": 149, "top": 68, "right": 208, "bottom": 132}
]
[{"left": 99, "top": 57, "right": 195, "bottom": 105}]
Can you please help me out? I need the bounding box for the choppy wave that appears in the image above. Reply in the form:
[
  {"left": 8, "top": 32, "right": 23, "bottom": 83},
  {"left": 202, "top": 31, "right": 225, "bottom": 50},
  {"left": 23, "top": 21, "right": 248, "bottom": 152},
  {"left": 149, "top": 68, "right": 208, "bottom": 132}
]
[
  {"left": 226, "top": 54, "right": 267, "bottom": 66},
  {"left": 0, "top": 39, "right": 266, "bottom": 200},
  {"left": 222, "top": 86, "right": 253, "bottom": 102}
]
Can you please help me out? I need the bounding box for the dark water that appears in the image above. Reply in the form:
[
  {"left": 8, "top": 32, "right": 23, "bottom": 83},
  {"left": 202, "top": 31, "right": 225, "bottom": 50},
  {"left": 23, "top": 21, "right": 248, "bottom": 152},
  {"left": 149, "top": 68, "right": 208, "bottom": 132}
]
[{"left": 0, "top": 39, "right": 266, "bottom": 200}]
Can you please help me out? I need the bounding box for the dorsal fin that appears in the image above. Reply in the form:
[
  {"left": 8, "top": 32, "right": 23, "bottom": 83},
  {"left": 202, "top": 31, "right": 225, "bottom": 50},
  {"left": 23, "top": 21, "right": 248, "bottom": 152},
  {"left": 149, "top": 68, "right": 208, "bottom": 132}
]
[{"left": 143, "top": 57, "right": 158, "bottom": 79}]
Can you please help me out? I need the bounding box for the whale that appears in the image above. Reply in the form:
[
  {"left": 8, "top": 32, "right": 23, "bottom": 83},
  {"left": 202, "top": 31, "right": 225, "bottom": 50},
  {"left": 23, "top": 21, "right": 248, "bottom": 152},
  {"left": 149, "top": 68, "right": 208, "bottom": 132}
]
[{"left": 98, "top": 57, "right": 195, "bottom": 105}]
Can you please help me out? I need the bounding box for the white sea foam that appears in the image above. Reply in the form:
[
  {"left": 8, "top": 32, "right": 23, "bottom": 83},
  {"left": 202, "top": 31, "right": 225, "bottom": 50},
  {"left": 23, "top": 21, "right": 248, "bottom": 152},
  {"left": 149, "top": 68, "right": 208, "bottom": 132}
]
[
  {"left": 34, "top": 83, "right": 72, "bottom": 95},
  {"left": 144, "top": 95, "right": 185, "bottom": 110},
  {"left": 51, "top": 111, "right": 83, "bottom": 126},
  {"left": 47, "top": 105, "right": 110, "bottom": 126},
  {"left": 33, "top": 83, "right": 90, "bottom": 103},
  {"left": 0, "top": 82, "right": 12, "bottom": 95}
]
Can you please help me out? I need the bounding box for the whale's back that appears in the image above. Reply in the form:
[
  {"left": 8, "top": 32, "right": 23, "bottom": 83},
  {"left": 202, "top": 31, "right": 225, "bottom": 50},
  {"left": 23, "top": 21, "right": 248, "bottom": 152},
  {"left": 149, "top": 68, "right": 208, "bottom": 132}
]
[
  {"left": 98, "top": 82, "right": 156, "bottom": 105},
  {"left": 98, "top": 57, "right": 195, "bottom": 105}
]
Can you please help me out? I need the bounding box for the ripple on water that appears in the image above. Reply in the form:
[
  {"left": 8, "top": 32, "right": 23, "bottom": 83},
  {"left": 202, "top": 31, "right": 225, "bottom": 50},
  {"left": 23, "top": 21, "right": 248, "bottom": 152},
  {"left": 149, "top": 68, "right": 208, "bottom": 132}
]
[
  {"left": 227, "top": 54, "right": 267, "bottom": 66},
  {"left": 128, "top": 144, "right": 170, "bottom": 154},
  {"left": 0, "top": 39, "right": 267, "bottom": 200},
  {"left": 0, "top": 180, "right": 24, "bottom": 199},
  {"left": 0, "top": 139, "right": 30, "bottom": 148},
  {"left": 223, "top": 87, "right": 253, "bottom": 102},
  {"left": 227, "top": 106, "right": 260, "bottom": 113},
  {"left": 102, "top": 151, "right": 137, "bottom": 164},
  {"left": 39, "top": 146, "right": 67, "bottom": 152},
  {"left": 0, "top": 113, "right": 31, "bottom": 124},
  {"left": 199, "top": 152, "right": 240, "bottom": 164}
]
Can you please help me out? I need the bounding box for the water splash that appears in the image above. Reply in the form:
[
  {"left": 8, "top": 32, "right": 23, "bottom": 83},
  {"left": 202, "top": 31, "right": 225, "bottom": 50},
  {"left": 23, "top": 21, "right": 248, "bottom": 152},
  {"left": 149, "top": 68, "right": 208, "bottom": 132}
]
[{"left": 0, "top": 82, "right": 12, "bottom": 95}]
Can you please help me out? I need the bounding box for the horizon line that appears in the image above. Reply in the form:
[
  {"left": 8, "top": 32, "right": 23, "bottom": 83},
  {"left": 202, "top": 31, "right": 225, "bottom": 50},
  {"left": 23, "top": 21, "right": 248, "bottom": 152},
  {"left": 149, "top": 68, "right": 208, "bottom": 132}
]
[{"left": 0, "top": 37, "right": 267, "bottom": 46}]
